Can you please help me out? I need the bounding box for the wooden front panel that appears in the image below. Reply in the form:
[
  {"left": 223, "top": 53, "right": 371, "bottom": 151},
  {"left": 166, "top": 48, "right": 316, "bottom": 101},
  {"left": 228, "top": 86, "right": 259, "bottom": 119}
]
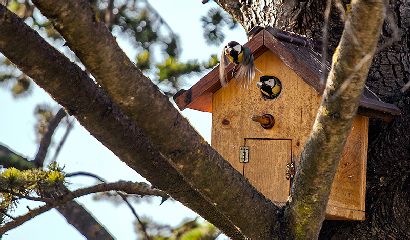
[{"left": 244, "top": 139, "right": 291, "bottom": 204}]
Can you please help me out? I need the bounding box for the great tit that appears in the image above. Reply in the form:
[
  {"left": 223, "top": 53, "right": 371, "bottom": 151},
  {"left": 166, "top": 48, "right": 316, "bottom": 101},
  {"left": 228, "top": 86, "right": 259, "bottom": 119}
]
[
  {"left": 257, "top": 76, "right": 282, "bottom": 99},
  {"left": 219, "top": 41, "right": 256, "bottom": 87}
]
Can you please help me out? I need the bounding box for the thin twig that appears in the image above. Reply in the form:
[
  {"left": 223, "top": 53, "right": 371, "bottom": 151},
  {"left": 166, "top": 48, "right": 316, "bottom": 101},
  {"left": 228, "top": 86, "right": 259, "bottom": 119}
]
[
  {"left": 320, "top": 0, "right": 332, "bottom": 86},
  {"left": 50, "top": 119, "right": 74, "bottom": 163},
  {"left": 1, "top": 211, "right": 15, "bottom": 220},
  {"left": 334, "top": 0, "right": 346, "bottom": 22},
  {"left": 119, "top": 193, "right": 151, "bottom": 240},
  {"left": 66, "top": 171, "right": 153, "bottom": 240},
  {"left": 34, "top": 108, "right": 67, "bottom": 167},
  {"left": 0, "top": 181, "right": 168, "bottom": 234}
]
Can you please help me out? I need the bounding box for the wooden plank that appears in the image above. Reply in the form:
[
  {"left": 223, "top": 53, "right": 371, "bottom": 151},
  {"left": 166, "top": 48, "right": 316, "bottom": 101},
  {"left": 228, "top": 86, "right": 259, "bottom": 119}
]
[
  {"left": 244, "top": 139, "right": 291, "bottom": 204},
  {"left": 327, "top": 116, "right": 368, "bottom": 217},
  {"left": 211, "top": 76, "right": 246, "bottom": 173},
  {"left": 326, "top": 205, "right": 366, "bottom": 221}
]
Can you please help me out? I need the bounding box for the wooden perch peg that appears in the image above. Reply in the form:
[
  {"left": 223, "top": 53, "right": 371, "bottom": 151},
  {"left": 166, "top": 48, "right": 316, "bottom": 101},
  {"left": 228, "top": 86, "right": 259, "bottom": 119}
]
[{"left": 251, "top": 114, "right": 275, "bottom": 129}]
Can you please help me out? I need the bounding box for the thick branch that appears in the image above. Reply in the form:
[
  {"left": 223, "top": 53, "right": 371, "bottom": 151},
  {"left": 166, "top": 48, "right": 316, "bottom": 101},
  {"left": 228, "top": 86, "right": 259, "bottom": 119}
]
[
  {"left": 285, "top": 0, "right": 386, "bottom": 239},
  {"left": 0, "top": 144, "right": 114, "bottom": 240},
  {"left": 29, "top": 1, "right": 280, "bottom": 239},
  {"left": 34, "top": 107, "right": 67, "bottom": 167},
  {"left": 0, "top": 6, "right": 267, "bottom": 239},
  {"left": 0, "top": 181, "right": 167, "bottom": 234}
]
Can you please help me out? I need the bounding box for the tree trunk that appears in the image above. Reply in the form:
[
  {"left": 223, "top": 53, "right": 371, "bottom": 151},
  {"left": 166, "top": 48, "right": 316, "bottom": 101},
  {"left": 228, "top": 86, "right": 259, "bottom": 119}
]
[{"left": 218, "top": 0, "right": 409, "bottom": 239}]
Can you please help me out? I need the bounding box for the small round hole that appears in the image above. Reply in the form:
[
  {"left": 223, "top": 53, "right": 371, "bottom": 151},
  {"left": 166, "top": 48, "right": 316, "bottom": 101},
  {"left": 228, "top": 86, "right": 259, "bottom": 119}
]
[{"left": 257, "top": 76, "right": 282, "bottom": 100}]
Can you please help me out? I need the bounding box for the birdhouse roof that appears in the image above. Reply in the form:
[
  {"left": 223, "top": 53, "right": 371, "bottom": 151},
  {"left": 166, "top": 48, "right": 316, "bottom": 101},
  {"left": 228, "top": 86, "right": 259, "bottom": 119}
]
[{"left": 174, "top": 27, "right": 401, "bottom": 121}]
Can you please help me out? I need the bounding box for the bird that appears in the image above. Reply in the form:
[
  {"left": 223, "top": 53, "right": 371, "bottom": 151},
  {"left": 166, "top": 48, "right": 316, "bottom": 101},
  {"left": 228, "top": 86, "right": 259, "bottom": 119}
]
[
  {"left": 257, "top": 76, "right": 282, "bottom": 99},
  {"left": 219, "top": 41, "right": 256, "bottom": 87}
]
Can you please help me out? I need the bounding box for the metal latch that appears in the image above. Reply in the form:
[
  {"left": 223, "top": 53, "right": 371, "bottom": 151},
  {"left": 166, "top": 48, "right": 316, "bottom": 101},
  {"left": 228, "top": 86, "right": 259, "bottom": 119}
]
[
  {"left": 239, "top": 146, "right": 249, "bottom": 163},
  {"left": 286, "top": 162, "right": 295, "bottom": 180}
]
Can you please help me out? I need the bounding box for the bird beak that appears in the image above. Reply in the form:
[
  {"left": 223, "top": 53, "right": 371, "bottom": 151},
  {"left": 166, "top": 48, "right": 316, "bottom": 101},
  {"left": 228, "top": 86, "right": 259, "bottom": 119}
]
[
  {"left": 256, "top": 82, "right": 262, "bottom": 88},
  {"left": 225, "top": 48, "right": 231, "bottom": 55}
]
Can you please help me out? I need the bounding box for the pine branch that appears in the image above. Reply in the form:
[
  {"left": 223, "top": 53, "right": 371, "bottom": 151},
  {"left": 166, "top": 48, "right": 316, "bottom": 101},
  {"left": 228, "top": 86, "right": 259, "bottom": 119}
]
[{"left": 0, "top": 143, "right": 115, "bottom": 240}]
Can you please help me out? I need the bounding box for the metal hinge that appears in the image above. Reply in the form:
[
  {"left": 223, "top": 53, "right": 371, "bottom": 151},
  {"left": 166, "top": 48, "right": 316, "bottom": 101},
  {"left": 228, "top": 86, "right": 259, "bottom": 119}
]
[
  {"left": 286, "top": 162, "right": 295, "bottom": 180},
  {"left": 239, "top": 146, "right": 249, "bottom": 163}
]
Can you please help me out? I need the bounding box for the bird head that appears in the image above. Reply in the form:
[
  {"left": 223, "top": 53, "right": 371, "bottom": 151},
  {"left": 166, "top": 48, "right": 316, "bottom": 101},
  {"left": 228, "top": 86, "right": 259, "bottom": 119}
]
[
  {"left": 224, "top": 41, "right": 243, "bottom": 64},
  {"left": 258, "top": 76, "right": 282, "bottom": 99}
]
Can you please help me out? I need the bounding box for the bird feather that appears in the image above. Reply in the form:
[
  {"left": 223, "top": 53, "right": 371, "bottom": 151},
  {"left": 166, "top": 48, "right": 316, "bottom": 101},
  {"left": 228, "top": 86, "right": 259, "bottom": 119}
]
[
  {"left": 234, "top": 47, "right": 255, "bottom": 87},
  {"left": 219, "top": 51, "right": 230, "bottom": 86}
]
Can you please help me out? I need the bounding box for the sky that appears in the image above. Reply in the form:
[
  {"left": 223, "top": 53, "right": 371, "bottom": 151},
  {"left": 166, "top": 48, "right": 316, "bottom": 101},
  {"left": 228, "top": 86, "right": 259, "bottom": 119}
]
[{"left": 0, "top": 1, "right": 246, "bottom": 239}]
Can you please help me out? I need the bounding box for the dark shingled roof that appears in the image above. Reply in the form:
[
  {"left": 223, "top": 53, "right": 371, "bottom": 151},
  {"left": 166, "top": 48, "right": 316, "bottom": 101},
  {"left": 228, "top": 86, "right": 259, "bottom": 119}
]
[{"left": 174, "top": 27, "right": 401, "bottom": 121}]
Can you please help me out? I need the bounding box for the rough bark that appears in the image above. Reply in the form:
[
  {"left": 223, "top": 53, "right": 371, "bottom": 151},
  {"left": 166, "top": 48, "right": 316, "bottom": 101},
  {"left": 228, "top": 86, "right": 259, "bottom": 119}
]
[
  {"left": 214, "top": 0, "right": 324, "bottom": 38},
  {"left": 0, "top": 6, "right": 278, "bottom": 239},
  {"left": 0, "top": 144, "right": 115, "bottom": 240}
]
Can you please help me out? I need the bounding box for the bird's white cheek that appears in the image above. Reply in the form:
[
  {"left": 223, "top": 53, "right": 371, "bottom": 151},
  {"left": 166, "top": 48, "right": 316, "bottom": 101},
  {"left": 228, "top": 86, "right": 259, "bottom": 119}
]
[{"left": 233, "top": 45, "right": 242, "bottom": 53}]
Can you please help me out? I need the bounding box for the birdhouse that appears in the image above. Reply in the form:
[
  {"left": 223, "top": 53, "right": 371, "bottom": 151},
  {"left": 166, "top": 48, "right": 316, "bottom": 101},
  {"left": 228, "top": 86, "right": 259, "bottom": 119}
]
[{"left": 174, "top": 27, "right": 400, "bottom": 221}]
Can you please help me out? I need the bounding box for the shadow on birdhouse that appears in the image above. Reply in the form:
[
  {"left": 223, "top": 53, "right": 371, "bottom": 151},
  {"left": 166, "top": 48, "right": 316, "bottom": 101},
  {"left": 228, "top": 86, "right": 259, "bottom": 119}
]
[{"left": 173, "top": 27, "right": 401, "bottom": 221}]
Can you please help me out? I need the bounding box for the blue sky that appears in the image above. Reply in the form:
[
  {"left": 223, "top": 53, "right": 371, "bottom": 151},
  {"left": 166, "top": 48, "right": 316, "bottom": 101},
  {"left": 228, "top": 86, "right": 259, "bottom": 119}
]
[{"left": 0, "top": 0, "right": 246, "bottom": 239}]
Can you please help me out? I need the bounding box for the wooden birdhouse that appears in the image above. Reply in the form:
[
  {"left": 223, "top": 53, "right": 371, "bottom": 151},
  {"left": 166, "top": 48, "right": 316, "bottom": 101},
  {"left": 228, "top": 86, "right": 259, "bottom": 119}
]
[{"left": 174, "top": 27, "right": 400, "bottom": 221}]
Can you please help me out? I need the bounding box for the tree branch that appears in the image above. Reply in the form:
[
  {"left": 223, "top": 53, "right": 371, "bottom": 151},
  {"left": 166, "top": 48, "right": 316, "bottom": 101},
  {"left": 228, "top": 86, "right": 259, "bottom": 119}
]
[
  {"left": 0, "top": 181, "right": 167, "bottom": 234},
  {"left": 33, "top": 107, "right": 67, "bottom": 167},
  {"left": 0, "top": 6, "right": 265, "bottom": 239},
  {"left": 0, "top": 144, "right": 115, "bottom": 240},
  {"left": 284, "top": 0, "right": 386, "bottom": 239}
]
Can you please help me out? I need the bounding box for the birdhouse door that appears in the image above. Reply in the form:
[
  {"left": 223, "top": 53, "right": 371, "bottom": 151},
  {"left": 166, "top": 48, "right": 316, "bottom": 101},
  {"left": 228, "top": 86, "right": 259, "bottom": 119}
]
[{"left": 243, "top": 139, "right": 292, "bottom": 204}]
